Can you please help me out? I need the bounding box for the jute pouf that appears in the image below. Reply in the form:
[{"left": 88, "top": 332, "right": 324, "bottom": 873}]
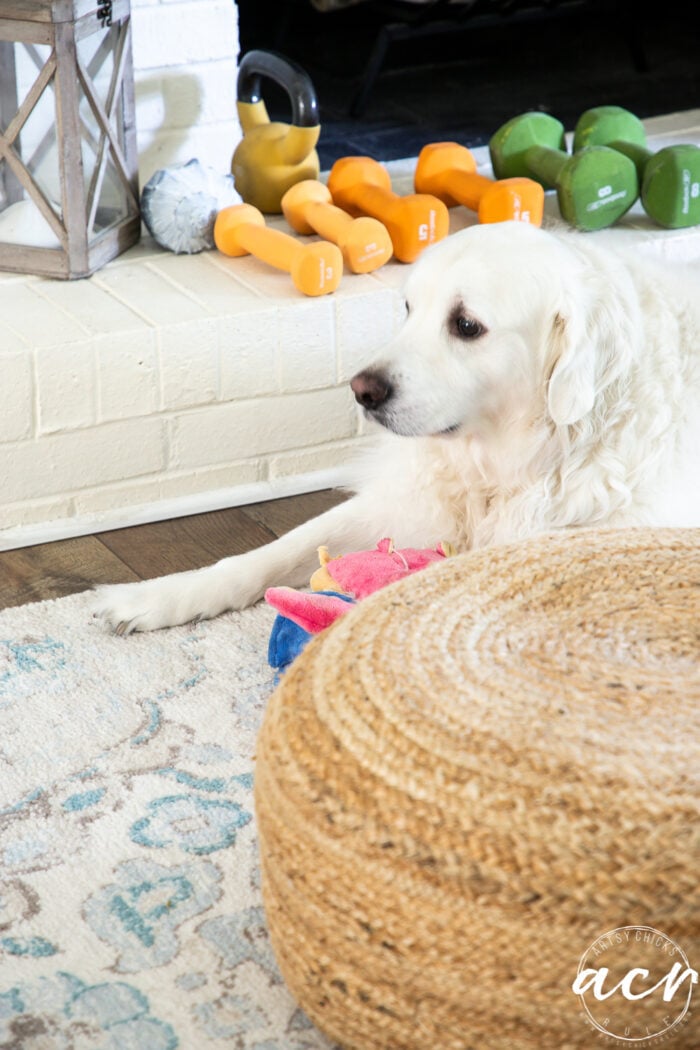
[{"left": 254, "top": 528, "right": 700, "bottom": 1050}]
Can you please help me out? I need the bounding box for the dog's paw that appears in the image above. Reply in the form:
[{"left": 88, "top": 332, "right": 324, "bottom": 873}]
[{"left": 92, "top": 572, "right": 217, "bottom": 635}]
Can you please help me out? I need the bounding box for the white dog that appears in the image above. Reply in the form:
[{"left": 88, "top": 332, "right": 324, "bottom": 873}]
[{"left": 95, "top": 222, "right": 700, "bottom": 634}]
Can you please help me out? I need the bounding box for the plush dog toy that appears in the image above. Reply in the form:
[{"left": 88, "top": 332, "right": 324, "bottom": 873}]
[{"left": 266, "top": 538, "right": 454, "bottom": 674}]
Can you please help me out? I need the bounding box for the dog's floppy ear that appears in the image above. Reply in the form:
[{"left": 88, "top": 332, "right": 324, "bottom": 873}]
[{"left": 547, "top": 310, "right": 596, "bottom": 426}]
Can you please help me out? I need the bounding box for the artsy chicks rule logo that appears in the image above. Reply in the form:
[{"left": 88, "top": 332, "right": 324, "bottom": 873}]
[{"left": 573, "top": 926, "right": 697, "bottom": 1045}]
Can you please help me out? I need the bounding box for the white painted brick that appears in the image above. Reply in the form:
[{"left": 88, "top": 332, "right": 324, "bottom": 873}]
[
  {"left": 0, "top": 419, "right": 167, "bottom": 501},
  {"left": 278, "top": 299, "right": 336, "bottom": 392},
  {"left": 335, "top": 285, "right": 398, "bottom": 380},
  {"left": 0, "top": 323, "right": 28, "bottom": 352},
  {"left": 385, "top": 168, "right": 414, "bottom": 196},
  {"left": 72, "top": 478, "right": 163, "bottom": 517},
  {"left": 35, "top": 278, "right": 148, "bottom": 336},
  {"left": 149, "top": 254, "right": 258, "bottom": 314},
  {"left": 169, "top": 60, "right": 238, "bottom": 128},
  {"left": 0, "top": 269, "right": 40, "bottom": 285},
  {"left": 268, "top": 438, "right": 374, "bottom": 480},
  {"left": 94, "top": 263, "right": 208, "bottom": 326},
  {"left": 170, "top": 387, "right": 357, "bottom": 468},
  {"left": 36, "top": 342, "right": 97, "bottom": 435},
  {"left": 136, "top": 62, "right": 238, "bottom": 133},
  {"left": 159, "top": 319, "right": 219, "bottom": 409},
  {"left": 0, "top": 285, "right": 88, "bottom": 348},
  {"left": 211, "top": 251, "right": 327, "bottom": 302},
  {"left": 71, "top": 459, "right": 264, "bottom": 517},
  {"left": 637, "top": 111, "right": 700, "bottom": 138},
  {"left": 218, "top": 309, "right": 278, "bottom": 400},
  {"left": 0, "top": 353, "right": 33, "bottom": 443},
  {"left": 138, "top": 124, "right": 241, "bottom": 188},
  {"left": 0, "top": 495, "right": 75, "bottom": 533},
  {"left": 96, "top": 330, "right": 160, "bottom": 422},
  {"left": 157, "top": 460, "right": 264, "bottom": 501},
  {"left": 132, "top": 2, "right": 237, "bottom": 71},
  {"left": 135, "top": 74, "right": 171, "bottom": 135},
  {"left": 109, "top": 236, "right": 168, "bottom": 267},
  {"left": 0, "top": 271, "right": 32, "bottom": 285},
  {"left": 368, "top": 258, "right": 409, "bottom": 291}
]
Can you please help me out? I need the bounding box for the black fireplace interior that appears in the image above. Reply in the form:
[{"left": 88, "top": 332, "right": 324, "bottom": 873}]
[{"left": 237, "top": 0, "right": 700, "bottom": 168}]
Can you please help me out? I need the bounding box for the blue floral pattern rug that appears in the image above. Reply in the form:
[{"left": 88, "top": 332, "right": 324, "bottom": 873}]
[{"left": 0, "top": 590, "right": 337, "bottom": 1049}]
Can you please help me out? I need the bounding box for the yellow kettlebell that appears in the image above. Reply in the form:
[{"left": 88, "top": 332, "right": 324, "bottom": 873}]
[{"left": 232, "top": 50, "right": 321, "bottom": 215}]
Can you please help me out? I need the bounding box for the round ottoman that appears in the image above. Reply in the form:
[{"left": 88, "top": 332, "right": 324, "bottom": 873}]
[{"left": 254, "top": 528, "right": 700, "bottom": 1049}]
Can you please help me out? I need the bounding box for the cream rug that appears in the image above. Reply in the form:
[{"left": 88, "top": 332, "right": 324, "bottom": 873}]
[{"left": 0, "top": 589, "right": 337, "bottom": 1049}]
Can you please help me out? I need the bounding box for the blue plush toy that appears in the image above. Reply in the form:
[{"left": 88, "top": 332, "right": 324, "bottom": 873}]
[{"left": 267, "top": 591, "right": 355, "bottom": 677}]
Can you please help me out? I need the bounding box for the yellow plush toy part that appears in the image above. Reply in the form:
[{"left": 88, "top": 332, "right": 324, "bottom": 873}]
[{"left": 309, "top": 546, "right": 339, "bottom": 593}]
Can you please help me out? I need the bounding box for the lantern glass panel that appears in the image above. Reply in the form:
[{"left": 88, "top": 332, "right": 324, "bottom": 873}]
[
  {"left": 0, "top": 42, "right": 63, "bottom": 248},
  {"left": 76, "top": 23, "right": 129, "bottom": 234}
]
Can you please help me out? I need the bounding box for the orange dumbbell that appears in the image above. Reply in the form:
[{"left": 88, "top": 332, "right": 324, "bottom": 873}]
[
  {"left": 282, "top": 180, "right": 393, "bottom": 274},
  {"left": 327, "top": 156, "right": 449, "bottom": 263},
  {"left": 214, "top": 204, "right": 342, "bottom": 296},
  {"left": 415, "top": 142, "right": 544, "bottom": 226}
]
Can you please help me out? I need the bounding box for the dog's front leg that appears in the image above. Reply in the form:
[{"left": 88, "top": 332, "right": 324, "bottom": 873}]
[{"left": 93, "top": 493, "right": 380, "bottom": 634}]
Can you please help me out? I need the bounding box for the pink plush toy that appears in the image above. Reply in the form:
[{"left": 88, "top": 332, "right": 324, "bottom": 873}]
[
  {"left": 309, "top": 537, "right": 451, "bottom": 599},
  {"left": 266, "top": 539, "right": 454, "bottom": 672}
]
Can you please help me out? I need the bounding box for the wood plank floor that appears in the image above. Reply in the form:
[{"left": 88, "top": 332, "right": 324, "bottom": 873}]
[{"left": 0, "top": 489, "right": 347, "bottom": 612}]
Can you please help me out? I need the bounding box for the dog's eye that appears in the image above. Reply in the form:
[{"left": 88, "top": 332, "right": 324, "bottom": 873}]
[{"left": 455, "top": 315, "right": 483, "bottom": 340}]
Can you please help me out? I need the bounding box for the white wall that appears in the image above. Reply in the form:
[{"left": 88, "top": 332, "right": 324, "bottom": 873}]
[{"left": 131, "top": 0, "right": 242, "bottom": 186}]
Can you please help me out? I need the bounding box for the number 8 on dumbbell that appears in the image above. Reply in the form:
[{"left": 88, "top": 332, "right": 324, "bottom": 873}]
[{"left": 489, "top": 112, "right": 639, "bottom": 231}]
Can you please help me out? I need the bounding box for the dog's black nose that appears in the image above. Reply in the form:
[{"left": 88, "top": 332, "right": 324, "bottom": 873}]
[{"left": 350, "top": 370, "right": 393, "bottom": 410}]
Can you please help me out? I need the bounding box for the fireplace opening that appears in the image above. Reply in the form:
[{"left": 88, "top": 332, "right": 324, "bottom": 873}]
[{"left": 235, "top": 0, "right": 700, "bottom": 168}]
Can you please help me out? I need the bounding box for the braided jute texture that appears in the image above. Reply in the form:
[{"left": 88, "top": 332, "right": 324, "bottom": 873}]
[{"left": 254, "top": 528, "right": 700, "bottom": 1050}]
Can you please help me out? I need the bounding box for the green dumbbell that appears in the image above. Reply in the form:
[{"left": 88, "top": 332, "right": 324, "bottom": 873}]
[
  {"left": 489, "top": 111, "right": 638, "bottom": 232},
  {"left": 574, "top": 105, "right": 700, "bottom": 229}
]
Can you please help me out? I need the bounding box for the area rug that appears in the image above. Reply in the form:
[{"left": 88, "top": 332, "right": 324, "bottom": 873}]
[{"left": 0, "top": 589, "right": 337, "bottom": 1049}]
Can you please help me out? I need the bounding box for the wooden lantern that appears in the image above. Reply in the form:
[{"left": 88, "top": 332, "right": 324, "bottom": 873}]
[{"left": 0, "top": 0, "right": 140, "bottom": 279}]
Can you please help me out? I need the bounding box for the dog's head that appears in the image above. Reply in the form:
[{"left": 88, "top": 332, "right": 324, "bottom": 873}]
[{"left": 351, "top": 222, "right": 635, "bottom": 439}]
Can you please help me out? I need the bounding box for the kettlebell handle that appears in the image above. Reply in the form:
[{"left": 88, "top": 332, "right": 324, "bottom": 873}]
[{"left": 237, "top": 50, "right": 319, "bottom": 129}]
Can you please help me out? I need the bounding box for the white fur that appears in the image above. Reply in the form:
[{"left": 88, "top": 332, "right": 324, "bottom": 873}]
[{"left": 94, "top": 223, "right": 700, "bottom": 634}]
